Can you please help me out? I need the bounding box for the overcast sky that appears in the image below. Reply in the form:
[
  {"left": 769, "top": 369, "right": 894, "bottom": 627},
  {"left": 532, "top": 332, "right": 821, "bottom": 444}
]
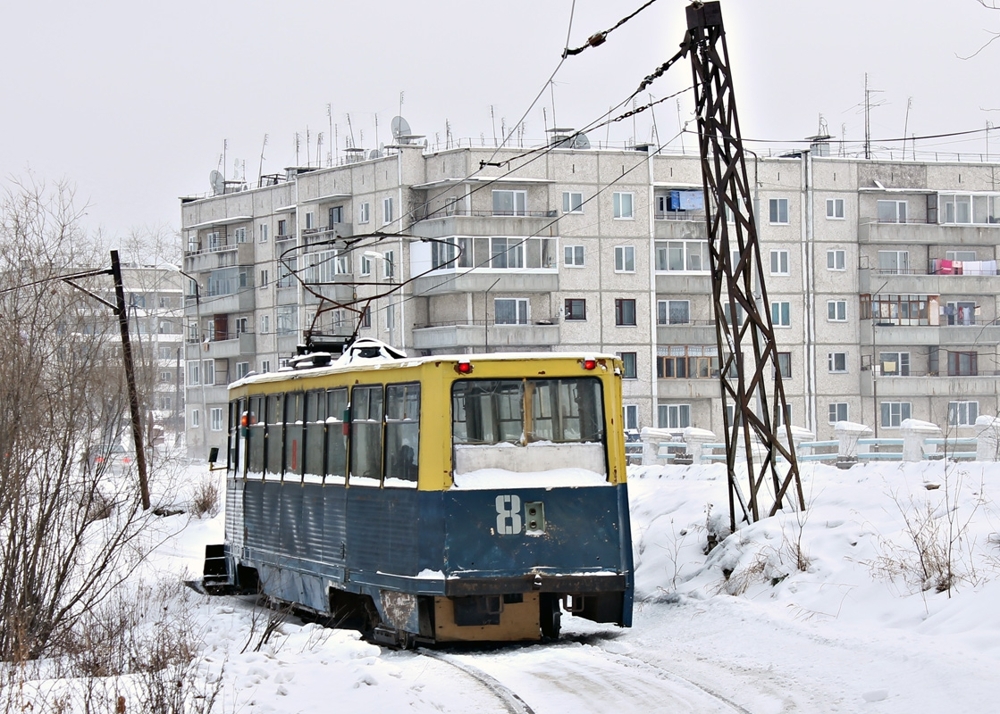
[{"left": 2, "top": 0, "right": 996, "bottom": 239}]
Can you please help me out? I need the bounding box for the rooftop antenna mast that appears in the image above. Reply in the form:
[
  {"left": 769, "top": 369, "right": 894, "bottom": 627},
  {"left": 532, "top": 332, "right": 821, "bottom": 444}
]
[
  {"left": 863, "top": 73, "right": 884, "bottom": 160},
  {"left": 685, "top": 0, "right": 804, "bottom": 531},
  {"left": 327, "top": 104, "right": 334, "bottom": 166},
  {"left": 903, "top": 97, "right": 913, "bottom": 161},
  {"left": 295, "top": 132, "right": 301, "bottom": 165},
  {"left": 490, "top": 105, "right": 498, "bottom": 147},
  {"left": 346, "top": 113, "right": 356, "bottom": 149},
  {"left": 306, "top": 126, "right": 311, "bottom": 166},
  {"left": 222, "top": 139, "right": 228, "bottom": 181}
]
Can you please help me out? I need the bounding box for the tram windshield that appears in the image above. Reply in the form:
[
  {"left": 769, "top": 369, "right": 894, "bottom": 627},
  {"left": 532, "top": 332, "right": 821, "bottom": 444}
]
[{"left": 452, "top": 378, "right": 604, "bottom": 445}]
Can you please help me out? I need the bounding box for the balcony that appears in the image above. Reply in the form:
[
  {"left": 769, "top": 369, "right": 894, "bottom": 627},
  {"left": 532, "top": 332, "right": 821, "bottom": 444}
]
[
  {"left": 864, "top": 321, "right": 1000, "bottom": 346},
  {"left": 657, "top": 321, "right": 716, "bottom": 345},
  {"left": 655, "top": 273, "right": 712, "bottom": 295},
  {"left": 410, "top": 210, "right": 559, "bottom": 241},
  {"left": 413, "top": 271, "right": 558, "bottom": 297},
  {"left": 190, "top": 289, "right": 255, "bottom": 316},
  {"left": 860, "top": 220, "right": 1000, "bottom": 246},
  {"left": 302, "top": 223, "right": 353, "bottom": 242},
  {"left": 654, "top": 218, "right": 708, "bottom": 241},
  {"left": 656, "top": 378, "right": 721, "bottom": 399},
  {"left": 860, "top": 372, "right": 1000, "bottom": 398},
  {"left": 412, "top": 320, "right": 560, "bottom": 352}
]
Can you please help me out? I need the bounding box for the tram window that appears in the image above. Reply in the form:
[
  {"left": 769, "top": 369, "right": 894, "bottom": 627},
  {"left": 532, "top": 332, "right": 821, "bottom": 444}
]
[
  {"left": 285, "top": 392, "right": 305, "bottom": 478},
  {"left": 452, "top": 378, "right": 603, "bottom": 445},
  {"left": 304, "top": 390, "right": 327, "bottom": 478},
  {"left": 386, "top": 383, "right": 420, "bottom": 483},
  {"left": 350, "top": 385, "right": 383, "bottom": 484},
  {"left": 266, "top": 393, "right": 284, "bottom": 476},
  {"left": 325, "top": 388, "right": 348, "bottom": 481},
  {"left": 247, "top": 395, "right": 265, "bottom": 474},
  {"left": 228, "top": 399, "right": 240, "bottom": 472}
]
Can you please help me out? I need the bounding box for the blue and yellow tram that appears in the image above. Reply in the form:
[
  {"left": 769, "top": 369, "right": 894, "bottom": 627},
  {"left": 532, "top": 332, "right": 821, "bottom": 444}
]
[{"left": 209, "top": 339, "right": 633, "bottom": 644}]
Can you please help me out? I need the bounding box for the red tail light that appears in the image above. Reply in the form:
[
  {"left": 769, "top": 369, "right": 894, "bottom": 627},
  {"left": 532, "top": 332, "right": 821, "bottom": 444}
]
[
  {"left": 582, "top": 358, "right": 597, "bottom": 370},
  {"left": 455, "top": 360, "right": 473, "bottom": 374}
]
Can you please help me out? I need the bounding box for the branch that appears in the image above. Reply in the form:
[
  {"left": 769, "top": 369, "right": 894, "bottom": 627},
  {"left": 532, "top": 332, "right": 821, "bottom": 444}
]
[{"left": 957, "top": 29, "right": 1000, "bottom": 60}]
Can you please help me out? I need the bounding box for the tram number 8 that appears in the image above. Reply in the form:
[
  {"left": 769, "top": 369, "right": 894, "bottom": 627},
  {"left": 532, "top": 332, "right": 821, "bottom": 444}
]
[{"left": 495, "top": 495, "right": 522, "bottom": 535}]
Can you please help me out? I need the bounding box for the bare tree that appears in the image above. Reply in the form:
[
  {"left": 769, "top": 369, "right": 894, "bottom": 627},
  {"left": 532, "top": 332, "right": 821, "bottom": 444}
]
[{"left": 0, "top": 177, "right": 154, "bottom": 661}]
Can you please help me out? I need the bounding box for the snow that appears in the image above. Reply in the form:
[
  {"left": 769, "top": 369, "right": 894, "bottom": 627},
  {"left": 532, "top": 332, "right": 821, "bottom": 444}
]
[
  {"left": 17, "top": 458, "right": 1000, "bottom": 712},
  {"left": 452, "top": 467, "right": 610, "bottom": 489}
]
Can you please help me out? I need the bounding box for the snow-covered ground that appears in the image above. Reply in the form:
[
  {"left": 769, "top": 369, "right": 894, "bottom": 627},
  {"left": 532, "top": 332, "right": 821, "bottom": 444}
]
[{"left": 17, "top": 459, "right": 1000, "bottom": 712}]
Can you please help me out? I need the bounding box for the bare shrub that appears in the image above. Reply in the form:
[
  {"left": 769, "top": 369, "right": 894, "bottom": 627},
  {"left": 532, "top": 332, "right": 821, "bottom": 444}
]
[{"left": 191, "top": 476, "right": 220, "bottom": 518}]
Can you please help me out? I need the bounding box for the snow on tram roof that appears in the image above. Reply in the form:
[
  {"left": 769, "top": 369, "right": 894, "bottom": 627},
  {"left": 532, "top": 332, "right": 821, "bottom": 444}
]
[{"left": 228, "top": 343, "right": 618, "bottom": 390}]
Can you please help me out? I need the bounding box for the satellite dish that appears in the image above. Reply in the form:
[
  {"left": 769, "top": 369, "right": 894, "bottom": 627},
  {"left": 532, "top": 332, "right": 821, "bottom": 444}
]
[
  {"left": 572, "top": 133, "right": 591, "bottom": 150},
  {"left": 368, "top": 149, "right": 382, "bottom": 160},
  {"left": 391, "top": 116, "right": 412, "bottom": 143},
  {"left": 209, "top": 170, "right": 225, "bottom": 195}
]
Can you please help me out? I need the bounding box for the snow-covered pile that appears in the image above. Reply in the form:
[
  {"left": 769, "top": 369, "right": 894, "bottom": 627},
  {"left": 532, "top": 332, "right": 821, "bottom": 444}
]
[{"left": 9, "top": 460, "right": 1000, "bottom": 712}]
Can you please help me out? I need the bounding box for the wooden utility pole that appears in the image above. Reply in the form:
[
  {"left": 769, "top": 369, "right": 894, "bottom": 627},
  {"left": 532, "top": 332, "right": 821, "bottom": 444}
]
[{"left": 110, "top": 250, "right": 151, "bottom": 510}]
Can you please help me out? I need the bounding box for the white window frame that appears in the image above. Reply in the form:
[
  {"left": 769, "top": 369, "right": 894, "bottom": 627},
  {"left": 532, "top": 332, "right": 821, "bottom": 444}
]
[
  {"left": 564, "top": 244, "right": 585, "bottom": 267},
  {"left": 828, "top": 352, "right": 848, "bottom": 373},
  {"left": 494, "top": 297, "right": 529, "bottom": 325},
  {"left": 260, "top": 359, "right": 271, "bottom": 373},
  {"left": 881, "top": 401, "right": 911, "bottom": 428},
  {"left": 768, "top": 198, "right": 789, "bottom": 224},
  {"left": 236, "top": 361, "right": 250, "bottom": 379},
  {"left": 210, "top": 407, "right": 224, "bottom": 432},
  {"left": 617, "top": 352, "right": 638, "bottom": 380},
  {"left": 186, "top": 361, "right": 200, "bottom": 386},
  {"left": 948, "top": 401, "right": 979, "bottom": 427},
  {"left": 826, "top": 198, "right": 845, "bottom": 220},
  {"left": 562, "top": 191, "right": 583, "bottom": 214},
  {"left": 358, "top": 202, "right": 370, "bottom": 224},
  {"left": 827, "top": 249, "right": 846, "bottom": 271},
  {"left": 771, "top": 301, "right": 791, "bottom": 328},
  {"left": 614, "top": 245, "right": 636, "bottom": 273},
  {"left": 191, "top": 409, "right": 200, "bottom": 428},
  {"left": 383, "top": 196, "right": 394, "bottom": 225},
  {"left": 305, "top": 211, "right": 314, "bottom": 230},
  {"left": 655, "top": 240, "right": 709, "bottom": 272},
  {"left": 258, "top": 223, "right": 269, "bottom": 243},
  {"left": 623, "top": 404, "right": 639, "bottom": 430},
  {"left": 259, "top": 269, "right": 269, "bottom": 288},
  {"left": 360, "top": 255, "right": 372, "bottom": 276},
  {"left": 659, "top": 404, "right": 691, "bottom": 429},
  {"left": 877, "top": 200, "right": 908, "bottom": 224},
  {"left": 769, "top": 249, "right": 789, "bottom": 276},
  {"left": 877, "top": 250, "right": 910, "bottom": 274},
  {"left": 827, "top": 300, "right": 847, "bottom": 322},
  {"left": 657, "top": 299, "right": 690, "bottom": 325},
  {"left": 945, "top": 250, "right": 977, "bottom": 262},
  {"left": 202, "top": 359, "right": 216, "bottom": 387},
  {"left": 235, "top": 226, "right": 247, "bottom": 243},
  {"left": 828, "top": 402, "right": 849, "bottom": 424},
  {"left": 260, "top": 314, "right": 270, "bottom": 335},
  {"left": 879, "top": 351, "right": 910, "bottom": 376},
  {"left": 383, "top": 250, "right": 395, "bottom": 279},
  {"left": 492, "top": 189, "right": 527, "bottom": 216},
  {"left": 613, "top": 192, "right": 634, "bottom": 219}
]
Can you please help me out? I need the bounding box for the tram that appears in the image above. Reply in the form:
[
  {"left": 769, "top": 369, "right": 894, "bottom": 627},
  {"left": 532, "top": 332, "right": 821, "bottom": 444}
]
[{"left": 206, "top": 339, "right": 633, "bottom": 645}]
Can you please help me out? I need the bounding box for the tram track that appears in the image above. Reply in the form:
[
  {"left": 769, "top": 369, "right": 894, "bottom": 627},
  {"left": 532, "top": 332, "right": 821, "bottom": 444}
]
[{"left": 417, "top": 650, "right": 537, "bottom": 714}]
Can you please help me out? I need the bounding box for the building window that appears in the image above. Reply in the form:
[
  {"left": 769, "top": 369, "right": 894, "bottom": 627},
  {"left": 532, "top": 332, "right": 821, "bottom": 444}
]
[
  {"left": 361, "top": 306, "right": 371, "bottom": 329},
  {"left": 771, "top": 301, "right": 790, "bottom": 327},
  {"left": 948, "top": 401, "right": 979, "bottom": 426},
  {"left": 877, "top": 200, "right": 908, "bottom": 223},
  {"left": 259, "top": 224, "right": 269, "bottom": 242},
  {"left": 623, "top": 404, "right": 639, "bottom": 431},
  {"left": 619, "top": 352, "right": 638, "bottom": 379},
  {"left": 235, "top": 226, "right": 247, "bottom": 243},
  {"left": 202, "top": 359, "right": 216, "bottom": 386},
  {"left": 945, "top": 250, "right": 977, "bottom": 262},
  {"left": 659, "top": 404, "right": 691, "bottom": 429},
  {"left": 947, "top": 351, "right": 978, "bottom": 376},
  {"left": 775, "top": 404, "right": 793, "bottom": 427},
  {"left": 494, "top": 298, "right": 529, "bottom": 325},
  {"left": 492, "top": 189, "right": 527, "bottom": 216},
  {"left": 829, "top": 402, "right": 848, "bottom": 423},
  {"left": 360, "top": 255, "right": 372, "bottom": 276},
  {"left": 946, "top": 301, "right": 976, "bottom": 326},
  {"left": 723, "top": 303, "right": 745, "bottom": 327},
  {"left": 615, "top": 299, "right": 637, "bottom": 326},
  {"left": 881, "top": 401, "right": 911, "bottom": 428},
  {"left": 277, "top": 219, "right": 287, "bottom": 237},
  {"left": 187, "top": 361, "right": 200, "bottom": 386},
  {"left": 826, "top": 198, "right": 845, "bottom": 219},
  {"left": 305, "top": 212, "right": 314, "bottom": 230},
  {"left": 259, "top": 269, "right": 269, "bottom": 288},
  {"left": 614, "top": 246, "right": 635, "bottom": 273},
  {"left": 776, "top": 352, "right": 791, "bottom": 379},
  {"left": 236, "top": 361, "right": 250, "bottom": 379},
  {"left": 769, "top": 250, "right": 789, "bottom": 276},
  {"left": 383, "top": 197, "right": 394, "bottom": 225},
  {"left": 877, "top": 250, "right": 909, "bottom": 275},
  {"left": 657, "top": 348, "right": 719, "bottom": 379},
  {"left": 613, "top": 192, "right": 634, "bottom": 219},
  {"left": 827, "top": 249, "right": 846, "bottom": 271},
  {"left": 655, "top": 240, "right": 708, "bottom": 272},
  {"left": 210, "top": 407, "right": 224, "bottom": 432},
  {"left": 564, "top": 299, "right": 586, "bottom": 321},
  {"left": 827, "top": 300, "right": 847, "bottom": 321},
  {"left": 191, "top": 409, "right": 200, "bottom": 428},
  {"left": 828, "top": 352, "right": 848, "bottom": 373},
  {"left": 260, "top": 359, "right": 270, "bottom": 373},
  {"left": 359, "top": 202, "right": 370, "bottom": 224},
  {"left": 563, "top": 191, "right": 583, "bottom": 213},
  {"left": 260, "top": 314, "right": 270, "bottom": 334},
  {"left": 879, "top": 351, "right": 910, "bottom": 376},
  {"left": 329, "top": 205, "right": 343, "bottom": 224},
  {"left": 564, "top": 245, "right": 585, "bottom": 267},
  {"left": 768, "top": 198, "right": 789, "bottom": 224},
  {"left": 657, "top": 300, "right": 690, "bottom": 325},
  {"left": 490, "top": 237, "right": 524, "bottom": 269}
]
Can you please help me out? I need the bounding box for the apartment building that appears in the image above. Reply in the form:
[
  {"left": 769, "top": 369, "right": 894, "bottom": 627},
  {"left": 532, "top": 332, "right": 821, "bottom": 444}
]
[{"left": 179, "top": 139, "right": 1000, "bottom": 456}]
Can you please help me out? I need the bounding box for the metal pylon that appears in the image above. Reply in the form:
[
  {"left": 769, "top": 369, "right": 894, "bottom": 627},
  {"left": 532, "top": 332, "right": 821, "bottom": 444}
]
[{"left": 685, "top": 1, "right": 804, "bottom": 530}]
